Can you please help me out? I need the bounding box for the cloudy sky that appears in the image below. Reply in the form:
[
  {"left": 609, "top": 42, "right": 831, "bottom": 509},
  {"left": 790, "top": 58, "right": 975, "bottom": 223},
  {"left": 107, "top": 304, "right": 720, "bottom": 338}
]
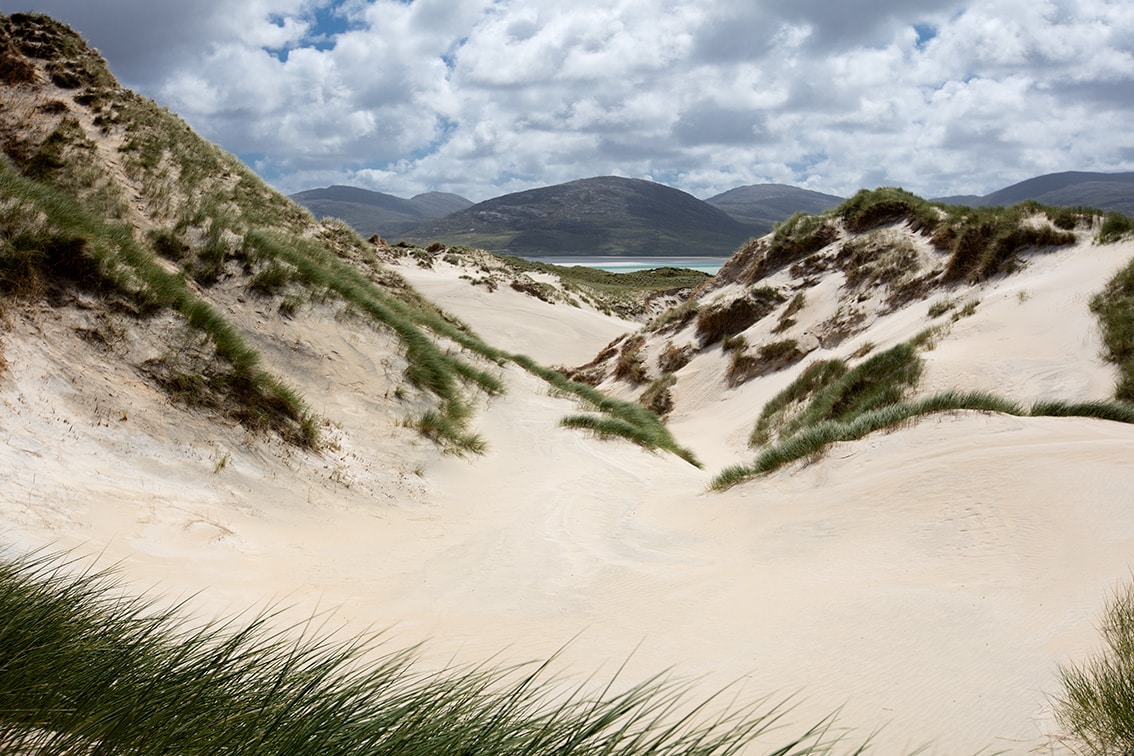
[{"left": 5, "top": 0, "right": 1134, "bottom": 202}]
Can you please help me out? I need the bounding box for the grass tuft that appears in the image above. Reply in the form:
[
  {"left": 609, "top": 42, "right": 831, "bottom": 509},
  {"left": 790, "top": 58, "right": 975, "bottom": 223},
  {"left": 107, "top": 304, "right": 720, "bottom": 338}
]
[
  {"left": 941, "top": 207, "right": 1077, "bottom": 283},
  {"left": 1055, "top": 581, "right": 1134, "bottom": 754},
  {"left": 0, "top": 548, "right": 859, "bottom": 755},
  {"left": 695, "top": 287, "right": 785, "bottom": 347},
  {"left": 514, "top": 353, "right": 701, "bottom": 467},
  {"left": 837, "top": 187, "right": 940, "bottom": 235},
  {"left": 1098, "top": 212, "right": 1134, "bottom": 244},
  {"left": 720, "top": 379, "right": 1134, "bottom": 491},
  {"left": 1090, "top": 255, "right": 1134, "bottom": 401},
  {"left": 761, "top": 212, "right": 840, "bottom": 275},
  {"left": 749, "top": 360, "right": 848, "bottom": 447},
  {"left": 1030, "top": 399, "right": 1134, "bottom": 424},
  {"left": 639, "top": 373, "right": 677, "bottom": 416},
  {"left": 716, "top": 390, "right": 1025, "bottom": 490},
  {"left": 775, "top": 343, "right": 923, "bottom": 441}
]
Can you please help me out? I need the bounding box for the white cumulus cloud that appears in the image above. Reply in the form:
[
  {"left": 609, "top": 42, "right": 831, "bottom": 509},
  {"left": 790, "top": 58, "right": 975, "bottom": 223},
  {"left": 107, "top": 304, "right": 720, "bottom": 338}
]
[{"left": 5, "top": 0, "right": 1134, "bottom": 201}]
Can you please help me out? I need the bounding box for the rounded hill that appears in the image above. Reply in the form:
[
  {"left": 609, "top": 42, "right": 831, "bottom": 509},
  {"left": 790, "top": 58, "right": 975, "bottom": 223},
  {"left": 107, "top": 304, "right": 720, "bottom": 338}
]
[{"left": 402, "top": 176, "right": 756, "bottom": 257}]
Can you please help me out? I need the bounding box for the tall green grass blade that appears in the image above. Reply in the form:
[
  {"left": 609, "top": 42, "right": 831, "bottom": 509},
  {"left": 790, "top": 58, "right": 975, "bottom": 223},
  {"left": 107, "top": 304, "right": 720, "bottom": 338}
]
[{"left": 0, "top": 548, "right": 854, "bottom": 755}]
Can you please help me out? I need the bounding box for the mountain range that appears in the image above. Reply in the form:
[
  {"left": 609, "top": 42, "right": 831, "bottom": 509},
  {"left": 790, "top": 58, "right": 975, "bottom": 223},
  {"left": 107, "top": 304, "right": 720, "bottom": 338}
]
[
  {"left": 294, "top": 171, "right": 1134, "bottom": 256},
  {"left": 289, "top": 185, "right": 472, "bottom": 237},
  {"left": 396, "top": 176, "right": 757, "bottom": 257},
  {"left": 933, "top": 170, "right": 1134, "bottom": 213}
]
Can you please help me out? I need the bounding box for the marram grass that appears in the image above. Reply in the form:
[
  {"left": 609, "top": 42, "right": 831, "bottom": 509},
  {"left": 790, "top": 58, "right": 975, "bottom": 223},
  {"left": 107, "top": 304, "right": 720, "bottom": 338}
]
[
  {"left": 513, "top": 353, "right": 702, "bottom": 467},
  {"left": 0, "top": 161, "right": 316, "bottom": 445},
  {"left": 1055, "top": 580, "right": 1134, "bottom": 754},
  {"left": 715, "top": 390, "right": 1134, "bottom": 490},
  {"left": 1089, "top": 254, "right": 1134, "bottom": 401},
  {"left": 0, "top": 548, "right": 860, "bottom": 755}
]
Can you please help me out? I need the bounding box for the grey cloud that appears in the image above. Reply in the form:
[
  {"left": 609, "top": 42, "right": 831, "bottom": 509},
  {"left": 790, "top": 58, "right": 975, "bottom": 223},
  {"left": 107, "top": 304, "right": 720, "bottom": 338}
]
[
  {"left": 1045, "top": 79, "right": 1134, "bottom": 111},
  {"left": 688, "top": 6, "right": 777, "bottom": 63},
  {"left": 597, "top": 136, "right": 677, "bottom": 163},
  {"left": 672, "top": 104, "right": 766, "bottom": 147},
  {"left": 940, "top": 122, "right": 1018, "bottom": 153},
  {"left": 689, "top": 0, "right": 963, "bottom": 62},
  {"left": 763, "top": 0, "right": 965, "bottom": 48}
]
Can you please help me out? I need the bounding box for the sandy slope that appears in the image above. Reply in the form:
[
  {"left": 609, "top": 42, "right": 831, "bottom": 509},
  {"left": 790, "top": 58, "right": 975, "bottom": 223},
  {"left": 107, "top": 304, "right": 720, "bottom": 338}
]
[
  {"left": 395, "top": 259, "right": 635, "bottom": 366},
  {"left": 2, "top": 241, "right": 1134, "bottom": 753}
]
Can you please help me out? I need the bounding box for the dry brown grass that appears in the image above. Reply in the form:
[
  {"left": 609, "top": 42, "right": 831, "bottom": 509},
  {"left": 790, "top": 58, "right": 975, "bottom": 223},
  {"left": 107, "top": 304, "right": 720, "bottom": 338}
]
[{"left": 695, "top": 287, "right": 785, "bottom": 347}]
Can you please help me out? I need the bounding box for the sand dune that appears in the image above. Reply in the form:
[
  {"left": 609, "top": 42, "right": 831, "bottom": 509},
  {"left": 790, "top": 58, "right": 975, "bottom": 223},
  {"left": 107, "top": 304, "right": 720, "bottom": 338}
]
[{"left": 2, "top": 239, "right": 1134, "bottom": 753}]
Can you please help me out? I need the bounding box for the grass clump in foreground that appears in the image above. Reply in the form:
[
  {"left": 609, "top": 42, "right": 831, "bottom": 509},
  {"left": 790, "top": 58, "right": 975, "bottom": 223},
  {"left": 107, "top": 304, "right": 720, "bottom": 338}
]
[
  {"left": 1056, "top": 581, "right": 1134, "bottom": 754},
  {"left": 0, "top": 549, "right": 855, "bottom": 755}
]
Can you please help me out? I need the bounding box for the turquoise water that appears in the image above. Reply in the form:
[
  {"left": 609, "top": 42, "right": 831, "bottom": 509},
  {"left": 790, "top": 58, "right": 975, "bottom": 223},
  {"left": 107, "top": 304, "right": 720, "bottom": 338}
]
[{"left": 530, "top": 256, "right": 727, "bottom": 275}]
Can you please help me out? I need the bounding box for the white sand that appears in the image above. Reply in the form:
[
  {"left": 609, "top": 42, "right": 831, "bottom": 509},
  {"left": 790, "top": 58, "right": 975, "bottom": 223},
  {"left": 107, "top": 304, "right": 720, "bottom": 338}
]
[
  {"left": 3, "top": 240, "right": 1134, "bottom": 753},
  {"left": 396, "top": 259, "right": 636, "bottom": 366}
]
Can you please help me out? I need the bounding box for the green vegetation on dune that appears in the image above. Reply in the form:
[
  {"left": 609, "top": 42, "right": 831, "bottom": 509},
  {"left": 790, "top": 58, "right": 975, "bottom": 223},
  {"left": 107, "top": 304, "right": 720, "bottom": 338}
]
[
  {"left": 1098, "top": 212, "right": 1134, "bottom": 244},
  {"left": 937, "top": 204, "right": 1079, "bottom": 283},
  {"left": 714, "top": 390, "right": 1023, "bottom": 490},
  {"left": 0, "top": 549, "right": 856, "bottom": 755},
  {"left": 0, "top": 162, "right": 318, "bottom": 446},
  {"left": 243, "top": 230, "right": 505, "bottom": 453},
  {"left": 837, "top": 187, "right": 940, "bottom": 235},
  {"left": 1090, "top": 255, "right": 1134, "bottom": 401},
  {"left": 707, "top": 189, "right": 1134, "bottom": 489},
  {"left": 235, "top": 232, "right": 698, "bottom": 460},
  {"left": 510, "top": 353, "right": 701, "bottom": 466},
  {"left": 838, "top": 188, "right": 1082, "bottom": 283},
  {"left": 714, "top": 333, "right": 1134, "bottom": 490},
  {"left": 1056, "top": 581, "right": 1134, "bottom": 754},
  {"left": 750, "top": 187, "right": 1089, "bottom": 284}
]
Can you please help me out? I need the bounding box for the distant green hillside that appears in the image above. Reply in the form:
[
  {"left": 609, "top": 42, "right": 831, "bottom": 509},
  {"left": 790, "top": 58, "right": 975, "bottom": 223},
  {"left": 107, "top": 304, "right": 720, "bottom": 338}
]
[{"left": 400, "top": 176, "right": 757, "bottom": 257}]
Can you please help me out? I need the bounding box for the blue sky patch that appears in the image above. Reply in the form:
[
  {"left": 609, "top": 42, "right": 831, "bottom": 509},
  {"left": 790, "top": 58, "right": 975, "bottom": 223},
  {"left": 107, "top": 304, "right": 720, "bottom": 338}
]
[
  {"left": 914, "top": 23, "right": 938, "bottom": 50},
  {"left": 307, "top": 1, "right": 363, "bottom": 50}
]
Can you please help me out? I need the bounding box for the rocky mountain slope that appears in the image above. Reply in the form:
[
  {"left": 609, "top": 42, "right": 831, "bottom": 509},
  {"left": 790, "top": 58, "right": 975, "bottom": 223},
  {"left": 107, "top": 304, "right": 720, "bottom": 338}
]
[{"left": 293, "top": 173, "right": 1134, "bottom": 258}]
